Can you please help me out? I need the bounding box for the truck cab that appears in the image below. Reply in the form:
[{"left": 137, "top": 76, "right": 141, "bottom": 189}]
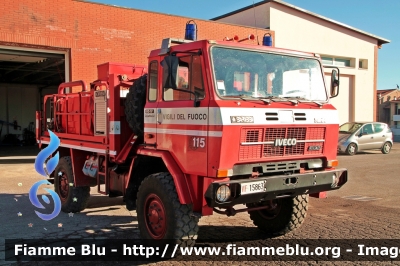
[
  {"left": 36, "top": 32, "right": 347, "bottom": 247},
  {"left": 139, "top": 38, "right": 347, "bottom": 215}
]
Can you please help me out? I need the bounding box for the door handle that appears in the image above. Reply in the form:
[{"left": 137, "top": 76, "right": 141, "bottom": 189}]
[{"left": 157, "top": 109, "right": 162, "bottom": 124}]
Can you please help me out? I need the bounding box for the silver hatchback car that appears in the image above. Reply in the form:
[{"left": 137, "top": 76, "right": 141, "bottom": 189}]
[{"left": 338, "top": 122, "right": 393, "bottom": 155}]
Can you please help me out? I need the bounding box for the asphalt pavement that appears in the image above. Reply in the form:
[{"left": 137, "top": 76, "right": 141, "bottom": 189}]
[{"left": 1, "top": 144, "right": 400, "bottom": 265}]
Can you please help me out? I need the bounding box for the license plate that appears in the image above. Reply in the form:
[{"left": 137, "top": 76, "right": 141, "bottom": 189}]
[{"left": 240, "top": 180, "right": 266, "bottom": 195}]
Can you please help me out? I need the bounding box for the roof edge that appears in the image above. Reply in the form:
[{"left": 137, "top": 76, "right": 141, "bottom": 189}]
[
  {"left": 211, "top": 0, "right": 390, "bottom": 45},
  {"left": 74, "top": 0, "right": 272, "bottom": 31},
  {"left": 211, "top": 0, "right": 271, "bottom": 21}
]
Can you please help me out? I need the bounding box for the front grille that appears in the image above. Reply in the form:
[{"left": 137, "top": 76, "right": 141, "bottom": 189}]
[
  {"left": 239, "top": 127, "right": 325, "bottom": 160},
  {"left": 265, "top": 161, "right": 299, "bottom": 171}
]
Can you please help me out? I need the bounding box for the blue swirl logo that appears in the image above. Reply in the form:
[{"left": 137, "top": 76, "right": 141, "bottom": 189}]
[
  {"left": 30, "top": 130, "right": 62, "bottom": 221},
  {"left": 35, "top": 130, "right": 60, "bottom": 177},
  {"left": 29, "top": 180, "right": 61, "bottom": 221}
]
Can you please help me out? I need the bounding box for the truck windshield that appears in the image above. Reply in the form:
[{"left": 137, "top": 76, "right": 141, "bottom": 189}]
[{"left": 211, "top": 47, "right": 327, "bottom": 101}]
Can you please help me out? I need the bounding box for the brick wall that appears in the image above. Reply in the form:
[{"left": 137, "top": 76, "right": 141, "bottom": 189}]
[{"left": 0, "top": 0, "right": 272, "bottom": 83}]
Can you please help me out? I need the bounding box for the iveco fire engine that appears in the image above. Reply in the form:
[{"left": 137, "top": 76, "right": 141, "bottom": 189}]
[{"left": 36, "top": 24, "right": 347, "bottom": 246}]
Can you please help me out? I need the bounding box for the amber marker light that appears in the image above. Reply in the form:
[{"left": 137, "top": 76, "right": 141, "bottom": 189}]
[
  {"left": 327, "top": 160, "right": 339, "bottom": 168},
  {"left": 216, "top": 169, "right": 233, "bottom": 178}
]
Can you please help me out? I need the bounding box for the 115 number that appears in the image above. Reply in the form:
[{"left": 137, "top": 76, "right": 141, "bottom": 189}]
[{"left": 192, "top": 137, "right": 205, "bottom": 148}]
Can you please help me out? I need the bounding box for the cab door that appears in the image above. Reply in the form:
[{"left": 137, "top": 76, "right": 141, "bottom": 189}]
[
  {"left": 155, "top": 54, "right": 209, "bottom": 176},
  {"left": 143, "top": 60, "right": 159, "bottom": 146}
]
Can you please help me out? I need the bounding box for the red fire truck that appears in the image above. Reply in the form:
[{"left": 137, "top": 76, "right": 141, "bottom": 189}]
[{"left": 36, "top": 28, "right": 347, "bottom": 246}]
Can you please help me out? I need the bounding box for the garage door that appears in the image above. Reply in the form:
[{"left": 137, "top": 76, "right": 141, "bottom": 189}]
[
  {"left": 0, "top": 47, "right": 68, "bottom": 144},
  {"left": 325, "top": 73, "right": 354, "bottom": 125}
]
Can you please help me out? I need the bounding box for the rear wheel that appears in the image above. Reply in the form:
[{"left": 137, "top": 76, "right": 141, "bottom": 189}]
[
  {"left": 381, "top": 141, "right": 392, "bottom": 154},
  {"left": 136, "top": 172, "right": 199, "bottom": 247},
  {"left": 346, "top": 143, "right": 357, "bottom": 156},
  {"left": 246, "top": 195, "right": 308, "bottom": 236},
  {"left": 54, "top": 156, "right": 90, "bottom": 213}
]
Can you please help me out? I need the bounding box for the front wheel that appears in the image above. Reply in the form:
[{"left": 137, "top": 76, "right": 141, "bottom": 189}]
[
  {"left": 136, "top": 172, "right": 199, "bottom": 247},
  {"left": 381, "top": 142, "right": 392, "bottom": 154},
  {"left": 54, "top": 156, "right": 90, "bottom": 213},
  {"left": 346, "top": 143, "right": 357, "bottom": 156},
  {"left": 246, "top": 195, "right": 309, "bottom": 236}
]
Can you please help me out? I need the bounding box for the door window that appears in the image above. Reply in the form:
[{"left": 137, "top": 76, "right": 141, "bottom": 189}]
[
  {"left": 361, "top": 124, "right": 374, "bottom": 135},
  {"left": 148, "top": 61, "right": 158, "bottom": 102},
  {"left": 373, "top": 123, "right": 385, "bottom": 133},
  {"left": 163, "top": 55, "right": 205, "bottom": 101}
]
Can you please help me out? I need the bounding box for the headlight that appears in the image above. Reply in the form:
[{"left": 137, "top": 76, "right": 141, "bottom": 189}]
[
  {"left": 331, "top": 173, "right": 339, "bottom": 188},
  {"left": 216, "top": 185, "right": 231, "bottom": 202}
]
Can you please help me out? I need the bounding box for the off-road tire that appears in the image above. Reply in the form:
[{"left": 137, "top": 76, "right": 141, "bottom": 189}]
[
  {"left": 346, "top": 143, "right": 357, "bottom": 156},
  {"left": 136, "top": 172, "right": 199, "bottom": 247},
  {"left": 381, "top": 141, "right": 392, "bottom": 154},
  {"left": 125, "top": 74, "right": 147, "bottom": 137},
  {"left": 54, "top": 156, "right": 90, "bottom": 213},
  {"left": 246, "top": 194, "right": 309, "bottom": 236}
]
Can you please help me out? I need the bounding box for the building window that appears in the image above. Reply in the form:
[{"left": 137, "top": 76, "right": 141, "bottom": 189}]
[
  {"left": 321, "top": 57, "right": 333, "bottom": 65},
  {"left": 321, "top": 55, "right": 352, "bottom": 67},
  {"left": 359, "top": 59, "right": 368, "bottom": 69},
  {"left": 334, "top": 58, "right": 351, "bottom": 67}
]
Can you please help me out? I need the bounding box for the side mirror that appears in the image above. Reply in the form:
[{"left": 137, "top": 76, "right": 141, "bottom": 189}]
[
  {"left": 162, "top": 55, "right": 179, "bottom": 89},
  {"left": 330, "top": 68, "right": 340, "bottom": 98},
  {"left": 161, "top": 55, "right": 200, "bottom": 107}
]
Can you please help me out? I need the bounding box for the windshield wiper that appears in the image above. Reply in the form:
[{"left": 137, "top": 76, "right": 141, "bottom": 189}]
[
  {"left": 237, "top": 95, "right": 274, "bottom": 104},
  {"left": 311, "top": 101, "right": 324, "bottom": 107},
  {"left": 242, "top": 95, "right": 305, "bottom": 105},
  {"left": 229, "top": 95, "right": 325, "bottom": 107},
  {"left": 241, "top": 95, "right": 299, "bottom": 105},
  {"left": 281, "top": 96, "right": 301, "bottom": 105},
  {"left": 283, "top": 96, "right": 325, "bottom": 107}
]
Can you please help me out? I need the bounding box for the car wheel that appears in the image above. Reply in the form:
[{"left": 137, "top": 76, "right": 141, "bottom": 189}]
[
  {"left": 346, "top": 143, "right": 357, "bottom": 156},
  {"left": 381, "top": 142, "right": 392, "bottom": 154}
]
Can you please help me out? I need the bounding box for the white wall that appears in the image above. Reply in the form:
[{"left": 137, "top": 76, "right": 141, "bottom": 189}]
[
  {"left": 0, "top": 84, "right": 59, "bottom": 142},
  {"left": 325, "top": 74, "right": 355, "bottom": 124},
  {"left": 214, "top": 2, "right": 379, "bottom": 124},
  {"left": 214, "top": 3, "right": 271, "bottom": 29},
  {"left": 0, "top": 84, "right": 38, "bottom": 141},
  {"left": 269, "top": 3, "right": 376, "bottom": 123}
]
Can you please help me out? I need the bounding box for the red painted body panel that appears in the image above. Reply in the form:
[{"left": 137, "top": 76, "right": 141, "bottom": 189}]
[
  {"left": 38, "top": 62, "right": 147, "bottom": 159},
  {"left": 137, "top": 148, "right": 191, "bottom": 204},
  {"left": 70, "top": 149, "right": 93, "bottom": 187},
  {"left": 36, "top": 38, "right": 344, "bottom": 216}
]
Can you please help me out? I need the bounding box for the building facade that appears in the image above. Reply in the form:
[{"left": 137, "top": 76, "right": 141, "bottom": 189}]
[
  {"left": 376, "top": 88, "right": 400, "bottom": 140},
  {"left": 0, "top": 0, "right": 271, "bottom": 142},
  {"left": 212, "top": 0, "right": 390, "bottom": 125},
  {"left": 0, "top": 0, "right": 390, "bottom": 144}
]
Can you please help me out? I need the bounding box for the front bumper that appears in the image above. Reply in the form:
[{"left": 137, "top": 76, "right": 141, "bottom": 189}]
[
  {"left": 205, "top": 168, "right": 347, "bottom": 208},
  {"left": 337, "top": 138, "right": 351, "bottom": 153}
]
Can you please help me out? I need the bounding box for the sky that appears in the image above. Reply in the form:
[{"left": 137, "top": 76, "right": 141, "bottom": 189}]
[{"left": 93, "top": 0, "right": 399, "bottom": 90}]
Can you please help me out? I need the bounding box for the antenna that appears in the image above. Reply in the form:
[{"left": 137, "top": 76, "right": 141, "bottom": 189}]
[{"left": 253, "top": 1, "right": 260, "bottom": 45}]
